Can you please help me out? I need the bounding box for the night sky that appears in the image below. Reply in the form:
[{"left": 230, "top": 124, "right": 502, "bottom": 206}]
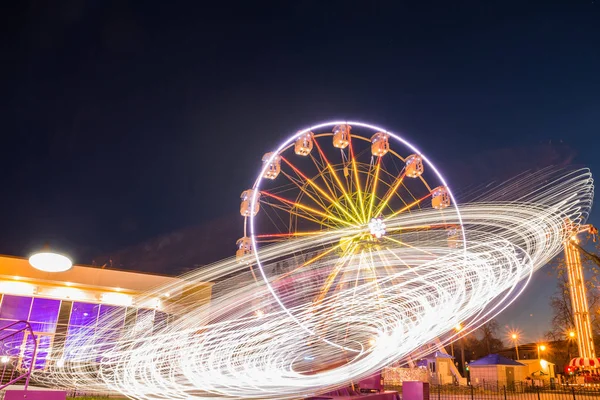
[{"left": 3, "top": 1, "right": 600, "bottom": 340}]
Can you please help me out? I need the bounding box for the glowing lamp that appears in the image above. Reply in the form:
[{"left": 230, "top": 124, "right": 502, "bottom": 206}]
[
  {"left": 101, "top": 292, "right": 133, "bottom": 307},
  {"left": 1, "top": 356, "right": 9, "bottom": 364},
  {"left": 29, "top": 252, "right": 72, "bottom": 272},
  {"left": 0, "top": 281, "right": 36, "bottom": 296},
  {"left": 569, "top": 331, "right": 576, "bottom": 338},
  {"left": 511, "top": 334, "right": 517, "bottom": 340}
]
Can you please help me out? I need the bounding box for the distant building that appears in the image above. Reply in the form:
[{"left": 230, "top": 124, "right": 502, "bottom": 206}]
[
  {"left": 416, "top": 351, "right": 462, "bottom": 385},
  {"left": 469, "top": 354, "right": 527, "bottom": 386},
  {"left": 519, "top": 359, "right": 556, "bottom": 381}
]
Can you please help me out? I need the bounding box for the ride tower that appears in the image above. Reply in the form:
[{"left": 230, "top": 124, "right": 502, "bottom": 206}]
[{"left": 565, "top": 224, "right": 597, "bottom": 361}]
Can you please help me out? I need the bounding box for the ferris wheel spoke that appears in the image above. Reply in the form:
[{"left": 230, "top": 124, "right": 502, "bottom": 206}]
[
  {"left": 384, "top": 247, "right": 425, "bottom": 280},
  {"left": 374, "top": 170, "right": 408, "bottom": 217},
  {"left": 367, "top": 157, "right": 382, "bottom": 221},
  {"left": 365, "top": 248, "right": 384, "bottom": 297},
  {"left": 385, "top": 223, "right": 456, "bottom": 234},
  {"left": 254, "top": 231, "right": 327, "bottom": 243},
  {"left": 348, "top": 140, "right": 366, "bottom": 223},
  {"left": 280, "top": 156, "right": 363, "bottom": 225},
  {"left": 261, "top": 191, "right": 357, "bottom": 228},
  {"left": 271, "top": 235, "right": 360, "bottom": 283},
  {"left": 383, "top": 236, "right": 437, "bottom": 257},
  {"left": 279, "top": 170, "right": 332, "bottom": 214},
  {"left": 308, "top": 153, "right": 339, "bottom": 200},
  {"left": 259, "top": 199, "right": 340, "bottom": 230},
  {"left": 312, "top": 137, "right": 363, "bottom": 223},
  {"left": 313, "top": 242, "right": 359, "bottom": 306},
  {"left": 383, "top": 192, "right": 433, "bottom": 222}
]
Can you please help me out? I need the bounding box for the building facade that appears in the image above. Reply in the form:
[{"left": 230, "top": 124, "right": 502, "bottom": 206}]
[{"left": 0, "top": 255, "right": 212, "bottom": 371}]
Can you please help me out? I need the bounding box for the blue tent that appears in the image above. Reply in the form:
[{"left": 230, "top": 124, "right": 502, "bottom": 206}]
[{"left": 469, "top": 354, "right": 525, "bottom": 367}]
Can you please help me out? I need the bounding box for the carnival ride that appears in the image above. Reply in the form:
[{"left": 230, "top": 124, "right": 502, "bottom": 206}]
[
  {"left": 565, "top": 224, "right": 599, "bottom": 368},
  {"left": 236, "top": 122, "right": 462, "bottom": 365},
  {"left": 30, "top": 121, "right": 594, "bottom": 399}
]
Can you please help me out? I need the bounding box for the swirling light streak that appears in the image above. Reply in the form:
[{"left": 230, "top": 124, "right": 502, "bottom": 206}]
[{"left": 30, "top": 167, "right": 593, "bottom": 399}]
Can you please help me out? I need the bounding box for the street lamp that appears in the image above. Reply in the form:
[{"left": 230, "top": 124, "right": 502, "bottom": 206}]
[
  {"left": 450, "top": 324, "right": 462, "bottom": 358},
  {"left": 511, "top": 333, "right": 520, "bottom": 360},
  {"left": 453, "top": 323, "right": 466, "bottom": 376},
  {"left": 538, "top": 344, "right": 546, "bottom": 360},
  {"left": 568, "top": 330, "right": 576, "bottom": 360}
]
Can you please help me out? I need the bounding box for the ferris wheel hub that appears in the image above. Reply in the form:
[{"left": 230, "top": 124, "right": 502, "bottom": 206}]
[{"left": 368, "top": 217, "right": 387, "bottom": 239}]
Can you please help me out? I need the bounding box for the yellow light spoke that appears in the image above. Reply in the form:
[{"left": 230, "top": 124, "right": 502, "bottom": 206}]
[
  {"left": 348, "top": 140, "right": 366, "bottom": 223},
  {"left": 367, "top": 248, "right": 385, "bottom": 312},
  {"left": 272, "top": 237, "right": 358, "bottom": 283},
  {"left": 374, "top": 169, "right": 408, "bottom": 216},
  {"left": 280, "top": 156, "right": 362, "bottom": 225},
  {"left": 255, "top": 231, "right": 325, "bottom": 239},
  {"left": 312, "top": 138, "right": 363, "bottom": 224},
  {"left": 309, "top": 153, "right": 339, "bottom": 200},
  {"left": 280, "top": 170, "right": 332, "bottom": 214},
  {"left": 259, "top": 199, "right": 339, "bottom": 230},
  {"left": 313, "top": 243, "right": 358, "bottom": 305},
  {"left": 385, "top": 247, "right": 424, "bottom": 279},
  {"left": 367, "top": 157, "right": 381, "bottom": 221},
  {"left": 383, "top": 192, "right": 432, "bottom": 221},
  {"left": 261, "top": 191, "right": 357, "bottom": 228},
  {"left": 383, "top": 236, "right": 437, "bottom": 256}
]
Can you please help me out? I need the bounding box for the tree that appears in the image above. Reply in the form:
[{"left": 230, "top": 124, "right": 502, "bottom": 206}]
[
  {"left": 453, "top": 319, "right": 504, "bottom": 362},
  {"left": 545, "top": 274, "right": 574, "bottom": 341},
  {"left": 479, "top": 319, "right": 503, "bottom": 354}
]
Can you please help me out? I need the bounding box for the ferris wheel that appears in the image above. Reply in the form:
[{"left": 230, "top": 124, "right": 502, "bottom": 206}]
[{"left": 236, "top": 121, "right": 464, "bottom": 359}]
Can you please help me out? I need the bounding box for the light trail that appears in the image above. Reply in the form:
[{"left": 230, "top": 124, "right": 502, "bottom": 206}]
[{"left": 32, "top": 167, "right": 594, "bottom": 399}]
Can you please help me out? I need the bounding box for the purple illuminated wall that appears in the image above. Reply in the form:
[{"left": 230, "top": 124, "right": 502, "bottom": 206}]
[
  {"left": 0, "top": 295, "right": 60, "bottom": 368},
  {"left": 0, "top": 294, "right": 168, "bottom": 369}
]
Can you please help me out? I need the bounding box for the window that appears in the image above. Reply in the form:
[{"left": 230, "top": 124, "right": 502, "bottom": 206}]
[
  {"left": 29, "top": 298, "right": 60, "bottom": 333},
  {"left": 97, "top": 304, "right": 126, "bottom": 330},
  {"left": 69, "top": 302, "right": 99, "bottom": 327},
  {"left": 0, "top": 295, "right": 32, "bottom": 321}
]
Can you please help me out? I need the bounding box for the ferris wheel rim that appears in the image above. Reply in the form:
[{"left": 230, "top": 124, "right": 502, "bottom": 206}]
[{"left": 246, "top": 120, "right": 467, "bottom": 350}]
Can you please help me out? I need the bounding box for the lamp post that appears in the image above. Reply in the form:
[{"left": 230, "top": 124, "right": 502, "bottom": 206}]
[
  {"left": 454, "top": 323, "right": 466, "bottom": 375},
  {"left": 538, "top": 344, "right": 546, "bottom": 360},
  {"left": 511, "top": 333, "right": 520, "bottom": 360},
  {"left": 568, "top": 330, "right": 576, "bottom": 361},
  {"left": 450, "top": 324, "right": 461, "bottom": 359}
]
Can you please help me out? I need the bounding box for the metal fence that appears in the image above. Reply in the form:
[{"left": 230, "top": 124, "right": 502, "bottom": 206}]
[{"left": 386, "top": 382, "right": 600, "bottom": 400}]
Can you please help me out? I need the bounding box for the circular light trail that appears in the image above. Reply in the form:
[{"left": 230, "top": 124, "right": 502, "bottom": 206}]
[{"left": 31, "top": 143, "right": 593, "bottom": 399}]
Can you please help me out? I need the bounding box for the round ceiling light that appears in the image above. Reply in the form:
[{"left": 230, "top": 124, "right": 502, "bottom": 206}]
[{"left": 29, "top": 252, "right": 73, "bottom": 272}]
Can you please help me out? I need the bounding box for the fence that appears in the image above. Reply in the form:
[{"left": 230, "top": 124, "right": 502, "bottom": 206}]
[
  {"left": 0, "top": 320, "right": 37, "bottom": 391},
  {"left": 385, "top": 382, "right": 600, "bottom": 400}
]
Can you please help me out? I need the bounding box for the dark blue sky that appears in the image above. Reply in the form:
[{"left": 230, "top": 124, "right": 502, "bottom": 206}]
[{"left": 2, "top": 1, "right": 599, "bottom": 337}]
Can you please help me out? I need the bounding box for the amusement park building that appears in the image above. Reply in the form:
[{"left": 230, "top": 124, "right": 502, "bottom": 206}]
[{"left": 0, "top": 255, "right": 212, "bottom": 370}]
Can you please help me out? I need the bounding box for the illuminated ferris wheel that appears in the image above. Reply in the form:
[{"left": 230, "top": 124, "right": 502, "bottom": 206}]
[{"left": 236, "top": 121, "right": 463, "bottom": 360}]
